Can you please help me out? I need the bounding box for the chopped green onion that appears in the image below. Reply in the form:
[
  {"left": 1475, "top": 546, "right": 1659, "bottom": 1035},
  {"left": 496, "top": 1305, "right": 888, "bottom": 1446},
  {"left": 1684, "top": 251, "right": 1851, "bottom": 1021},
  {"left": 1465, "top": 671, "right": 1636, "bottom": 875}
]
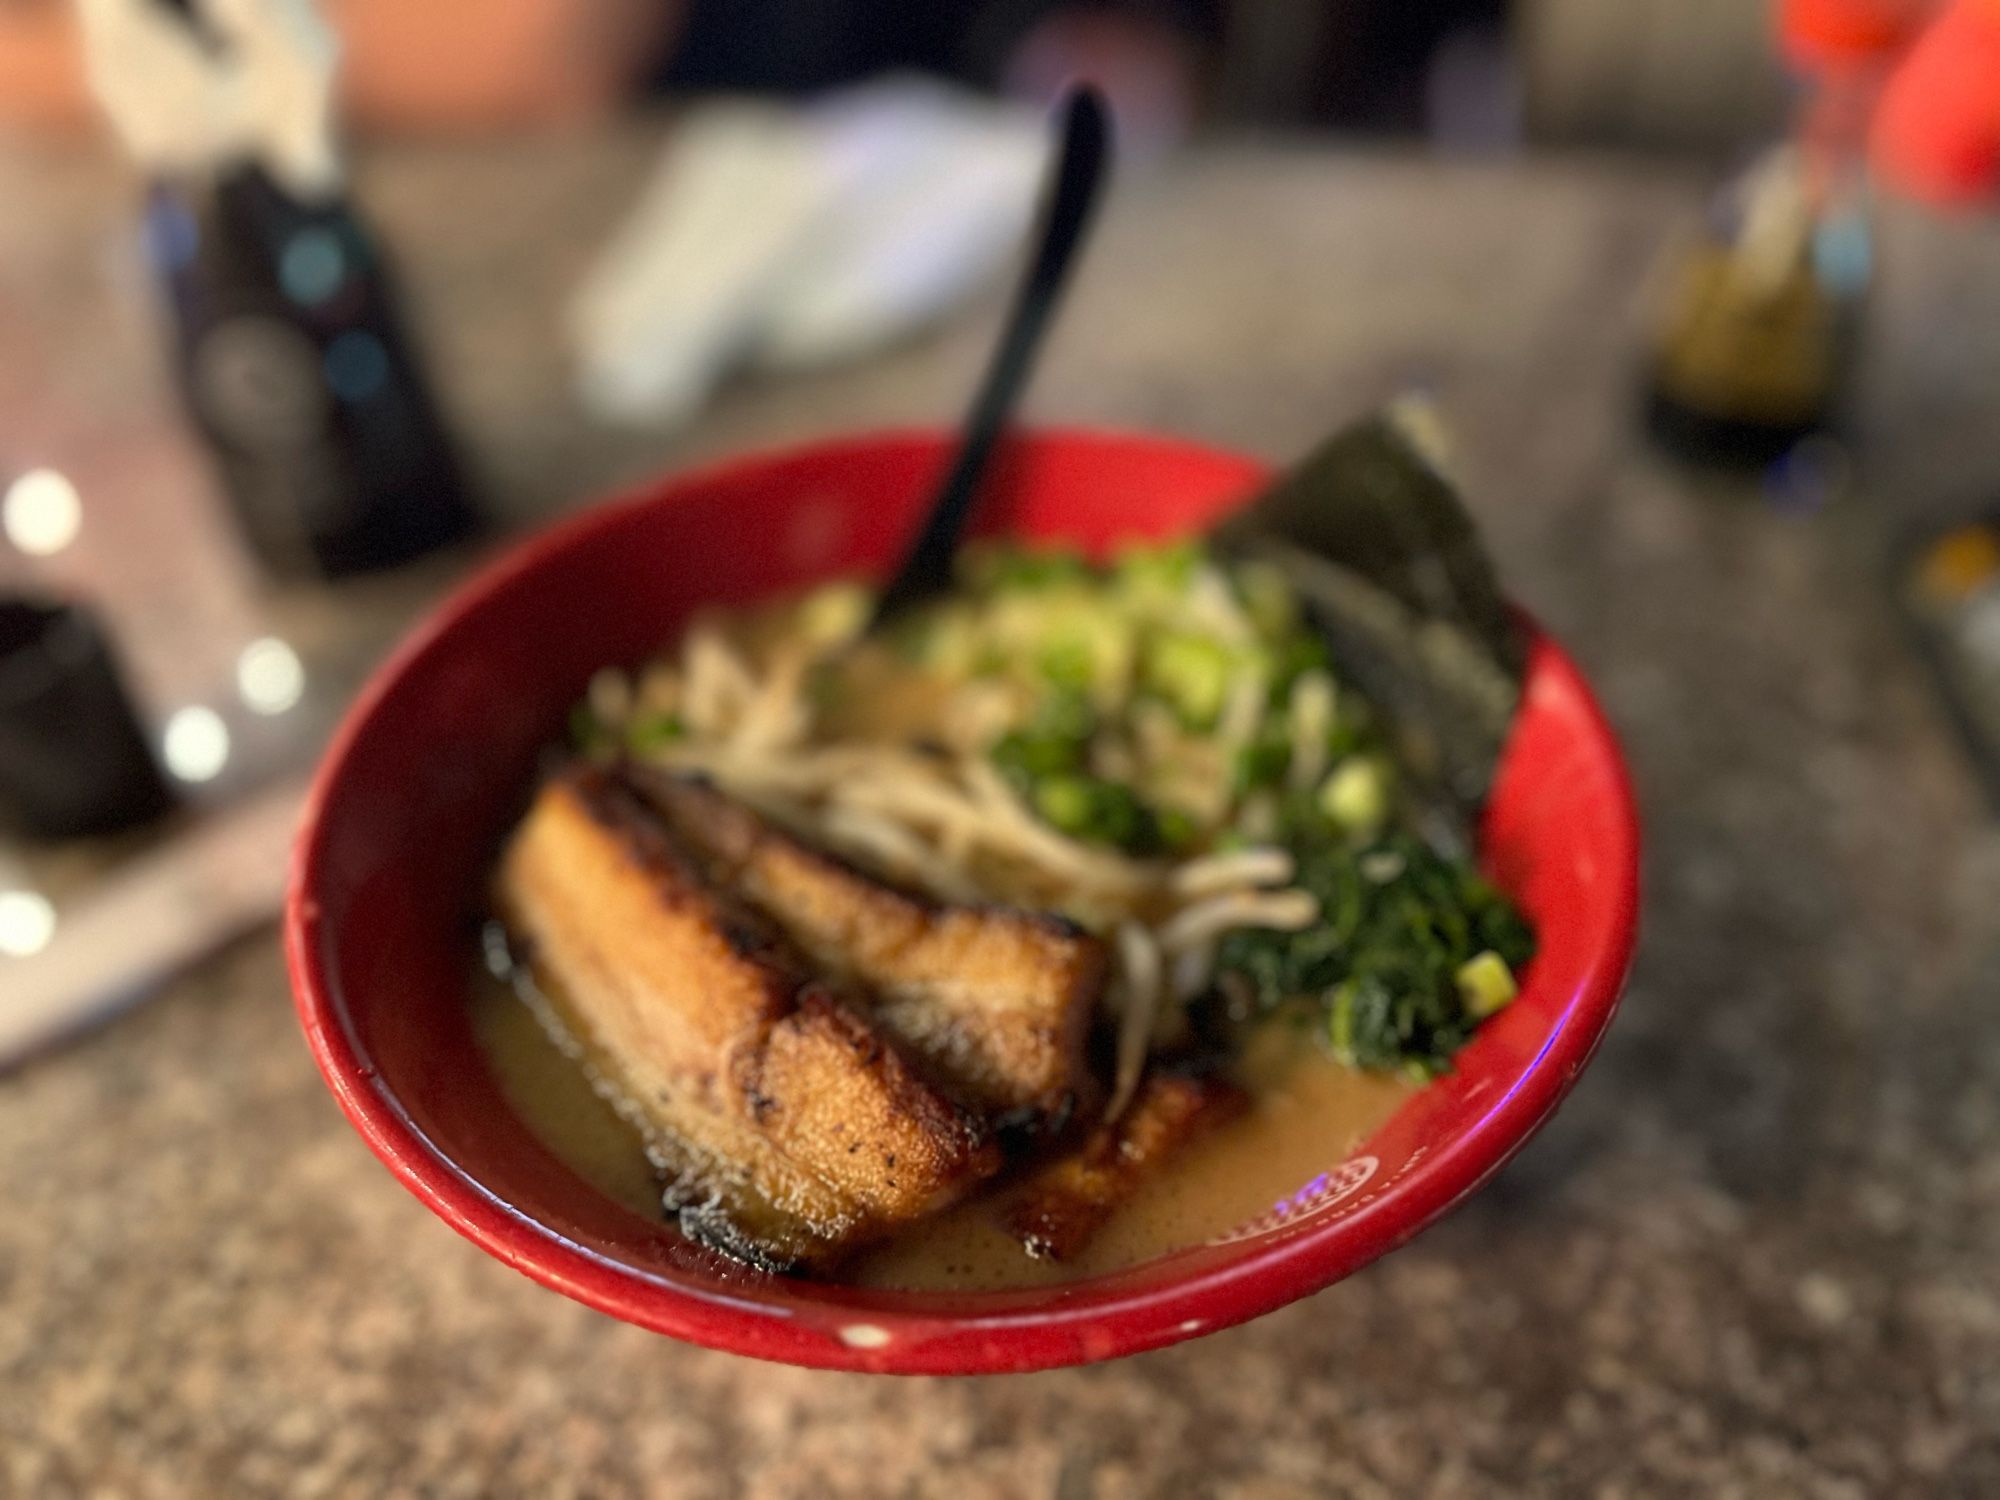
[
  {"left": 1114, "top": 539, "right": 1200, "bottom": 596},
  {"left": 627, "top": 712, "right": 685, "bottom": 752},
  {"left": 1038, "top": 637, "right": 1097, "bottom": 690},
  {"left": 1455, "top": 950, "right": 1519, "bottom": 1018},
  {"left": 797, "top": 582, "right": 868, "bottom": 646},
  {"left": 1235, "top": 561, "right": 1298, "bottom": 639},
  {"left": 1034, "top": 775, "right": 1097, "bottom": 834},
  {"left": 1319, "top": 758, "right": 1389, "bottom": 837},
  {"left": 1032, "top": 774, "right": 1161, "bottom": 853},
  {"left": 937, "top": 615, "right": 988, "bottom": 674},
  {"left": 992, "top": 729, "right": 1085, "bottom": 786},
  {"left": 1156, "top": 806, "right": 1200, "bottom": 852},
  {"left": 1144, "top": 632, "right": 1233, "bottom": 727},
  {"left": 980, "top": 546, "right": 1091, "bottom": 592}
]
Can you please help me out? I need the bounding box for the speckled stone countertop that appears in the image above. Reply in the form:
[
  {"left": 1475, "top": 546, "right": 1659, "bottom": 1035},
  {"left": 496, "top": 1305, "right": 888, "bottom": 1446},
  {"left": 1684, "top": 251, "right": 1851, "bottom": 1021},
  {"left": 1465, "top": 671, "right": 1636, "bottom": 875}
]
[{"left": 5, "top": 130, "right": 2000, "bottom": 1498}]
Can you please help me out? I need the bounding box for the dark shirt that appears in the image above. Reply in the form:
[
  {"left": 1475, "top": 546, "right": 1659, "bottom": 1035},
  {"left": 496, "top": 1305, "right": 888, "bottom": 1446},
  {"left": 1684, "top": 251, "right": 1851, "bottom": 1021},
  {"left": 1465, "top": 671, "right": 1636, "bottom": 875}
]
[{"left": 656, "top": 0, "right": 1219, "bottom": 95}]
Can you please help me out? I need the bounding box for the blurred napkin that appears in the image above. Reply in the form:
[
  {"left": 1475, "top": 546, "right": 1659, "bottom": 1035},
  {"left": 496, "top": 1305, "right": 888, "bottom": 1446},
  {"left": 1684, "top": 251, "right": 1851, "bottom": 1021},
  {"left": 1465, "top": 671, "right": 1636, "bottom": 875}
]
[{"left": 569, "top": 77, "right": 1049, "bottom": 426}]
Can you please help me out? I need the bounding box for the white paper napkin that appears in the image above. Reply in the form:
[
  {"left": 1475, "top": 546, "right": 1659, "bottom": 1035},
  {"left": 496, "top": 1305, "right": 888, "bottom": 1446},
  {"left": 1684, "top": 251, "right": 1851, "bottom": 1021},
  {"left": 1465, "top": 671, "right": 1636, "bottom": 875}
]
[{"left": 569, "top": 77, "right": 1048, "bottom": 426}]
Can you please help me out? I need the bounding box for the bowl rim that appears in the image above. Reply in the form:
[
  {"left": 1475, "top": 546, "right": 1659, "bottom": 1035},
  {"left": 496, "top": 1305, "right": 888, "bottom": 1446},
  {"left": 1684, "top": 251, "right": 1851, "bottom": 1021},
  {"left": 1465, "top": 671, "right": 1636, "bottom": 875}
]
[{"left": 286, "top": 424, "right": 1640, "bottom": 1375}]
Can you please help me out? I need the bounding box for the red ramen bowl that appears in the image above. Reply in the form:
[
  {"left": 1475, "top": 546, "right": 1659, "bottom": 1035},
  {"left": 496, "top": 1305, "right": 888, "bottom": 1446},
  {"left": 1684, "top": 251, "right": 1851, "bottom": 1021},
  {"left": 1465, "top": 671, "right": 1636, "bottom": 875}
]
[{"left": 287, "top": 429, "right": 1639, "bottom": 1374}]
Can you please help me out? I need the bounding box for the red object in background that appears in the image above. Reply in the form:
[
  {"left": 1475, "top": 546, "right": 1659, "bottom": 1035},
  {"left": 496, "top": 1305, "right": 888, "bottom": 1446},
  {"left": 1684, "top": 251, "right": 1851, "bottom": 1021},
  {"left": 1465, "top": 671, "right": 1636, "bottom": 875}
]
[
  {"left": 286, "top": 429, "right": 1640, "bottom": 1374},
  {"left": 1781, "top": 0, "right": 2000, "bottom": 205},
  {"left": 1778, "top": 0, "right": 1929, "bottom": 68},
  {"left": 1871, "top": 0, "right": 2000, "bottom": 205}
]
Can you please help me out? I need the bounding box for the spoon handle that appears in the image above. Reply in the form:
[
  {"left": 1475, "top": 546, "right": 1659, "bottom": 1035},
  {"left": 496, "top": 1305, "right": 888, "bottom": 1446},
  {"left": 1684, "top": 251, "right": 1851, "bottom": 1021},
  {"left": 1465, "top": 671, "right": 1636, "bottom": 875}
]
[{"left": 871, "top": 85, "right": 1112, "bottom": 625}]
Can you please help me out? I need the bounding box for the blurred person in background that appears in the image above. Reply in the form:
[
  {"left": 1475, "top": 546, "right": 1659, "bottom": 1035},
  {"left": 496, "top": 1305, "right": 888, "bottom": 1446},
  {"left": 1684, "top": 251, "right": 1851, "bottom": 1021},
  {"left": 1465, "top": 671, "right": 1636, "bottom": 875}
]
[
  {"left": 0, "top": 0, "right": 1215, "bottom": 147},
  {"left": 7, "top": 0, "right": 1992, "bottom": 200},
  {"left": 1780, "top": 0, "right": 2000, "bottom": 206},
  {"left": 1516, "top": 0, "right": 2000, "bottom": 203}
]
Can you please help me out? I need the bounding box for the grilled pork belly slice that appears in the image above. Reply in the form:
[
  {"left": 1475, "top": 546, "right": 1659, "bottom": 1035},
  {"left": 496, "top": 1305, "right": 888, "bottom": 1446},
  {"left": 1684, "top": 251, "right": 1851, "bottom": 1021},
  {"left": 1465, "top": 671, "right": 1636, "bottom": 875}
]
[
  {"left": 632, "top": 770, "right": 1106, "bottom": 1128},
  {"left": 495, "top": 766, "right": 998, "bottom": 1269},
  {"left": 1004, "top": 1071, "right": 1247, "bottom": 1262}
]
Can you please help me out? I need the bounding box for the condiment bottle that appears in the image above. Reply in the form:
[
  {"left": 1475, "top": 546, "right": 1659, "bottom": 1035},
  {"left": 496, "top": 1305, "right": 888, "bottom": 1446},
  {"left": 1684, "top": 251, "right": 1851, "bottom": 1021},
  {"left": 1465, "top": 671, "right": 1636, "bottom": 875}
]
[
  {"left": 1643, "top": 0, "right": 1895, "bottom": 467},
  {"left": 80, "top": 0, "right": 479, "bottom": 578}
]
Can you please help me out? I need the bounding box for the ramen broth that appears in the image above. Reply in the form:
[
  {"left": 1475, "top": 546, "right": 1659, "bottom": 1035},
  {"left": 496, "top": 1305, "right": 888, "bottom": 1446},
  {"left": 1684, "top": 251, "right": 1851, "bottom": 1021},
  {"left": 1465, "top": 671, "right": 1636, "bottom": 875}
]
[{"left": 470, "top": 966, "right": 1414, "bottom": 1289}]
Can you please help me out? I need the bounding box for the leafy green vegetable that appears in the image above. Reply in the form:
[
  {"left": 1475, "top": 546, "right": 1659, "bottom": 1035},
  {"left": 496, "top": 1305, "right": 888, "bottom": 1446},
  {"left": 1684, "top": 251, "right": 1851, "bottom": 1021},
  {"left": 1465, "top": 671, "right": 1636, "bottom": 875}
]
[
  {"left": 1318, "top": 757, "right": 1389, "bottom": 836},
  {"left": 1214, "top": 831, "right": 1534, "bottom": 1078},
  {"left": 1323, "top": 717, "right": 1369, "bottom": 763}
]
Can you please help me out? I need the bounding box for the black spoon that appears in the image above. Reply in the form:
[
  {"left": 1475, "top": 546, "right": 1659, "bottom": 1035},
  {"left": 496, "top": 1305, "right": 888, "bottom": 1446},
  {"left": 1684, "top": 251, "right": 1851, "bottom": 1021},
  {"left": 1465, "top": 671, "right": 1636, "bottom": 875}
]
[{"left": 870, "top": 85, "right": 1112, "bottom": 626}]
